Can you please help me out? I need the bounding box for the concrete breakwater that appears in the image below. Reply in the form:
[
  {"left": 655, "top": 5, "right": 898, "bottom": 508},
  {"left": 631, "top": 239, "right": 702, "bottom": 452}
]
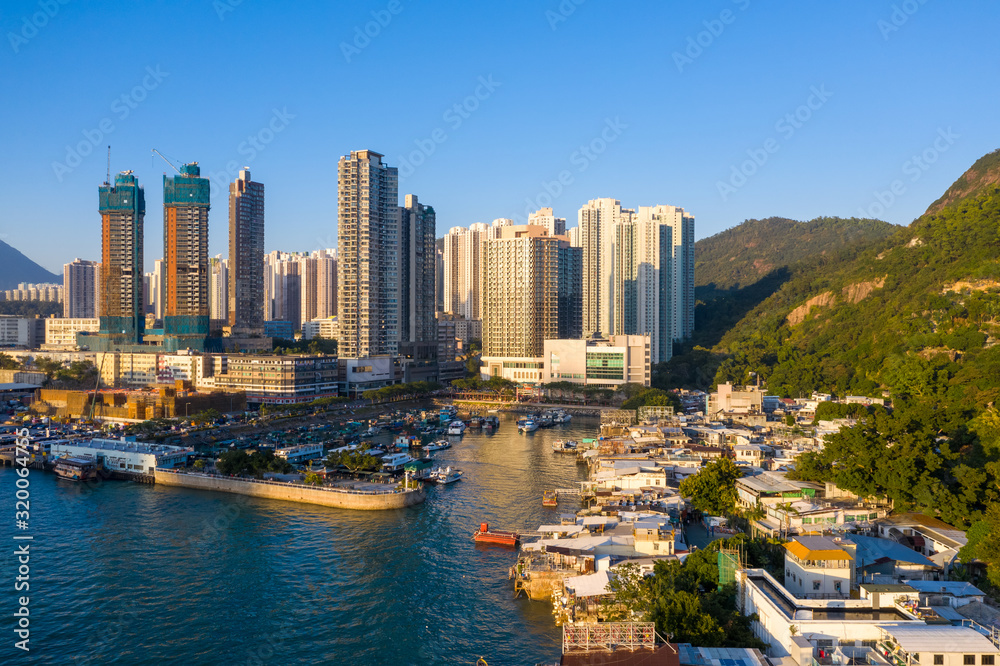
[
  {"left": 154, "top": 469, "right": 426, "bottom": 510},
  {"left": 448, "top": 400, "right": 608, "bottom": 417}
]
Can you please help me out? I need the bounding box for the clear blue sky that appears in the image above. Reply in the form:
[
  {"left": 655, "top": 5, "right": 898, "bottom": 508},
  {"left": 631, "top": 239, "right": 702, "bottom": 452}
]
[{"left": 2, "top": 0, "right": 998, "bottom": 274}]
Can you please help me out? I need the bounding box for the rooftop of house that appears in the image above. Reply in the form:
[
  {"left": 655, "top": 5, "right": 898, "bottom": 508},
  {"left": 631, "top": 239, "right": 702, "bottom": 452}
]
[
  {"left": 880, "top": 625, "right": 999, "bottom": 654},
  {"left": 785, "top": 536, "right": 853, "bottom": 561},
  {"left": 845, "top": 534, "right": 939, "bottom": 569},
  {"left": 879, "top": 513, "right": 968, "bottom": 549}
]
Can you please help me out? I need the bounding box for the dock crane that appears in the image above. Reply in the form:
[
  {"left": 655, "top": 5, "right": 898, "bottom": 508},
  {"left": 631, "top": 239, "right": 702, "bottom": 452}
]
[{"left": 151, "top": 148, "right": 181, "bottom": 174}]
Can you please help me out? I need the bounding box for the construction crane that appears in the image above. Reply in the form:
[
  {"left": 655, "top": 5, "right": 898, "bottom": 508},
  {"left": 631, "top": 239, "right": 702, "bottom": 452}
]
[
  {"left": 151, "top": 148, "right": 181, "bottom": 174},
  {"left": 106, "top": 145, "right": 111, "bottom": 185}
]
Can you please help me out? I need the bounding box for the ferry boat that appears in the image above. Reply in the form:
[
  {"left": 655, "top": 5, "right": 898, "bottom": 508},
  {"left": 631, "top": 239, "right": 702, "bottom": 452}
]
[
  {"left": 473, "top": 522, "right": 520, "bottom": 547},
  {"left": 432, "top": 466, "right": 463, "bottom": 484},
  {"left": 425, "top": 439, "right": 451, "bottom": 451},
  {"left": 380, "top": 452, "right": 414, "bottom": 472},
  {"left": 551, "top": 440, "right": 578, "bottom": 453},
  {"left": 53, "top": 456, "right": 99, "bottom": 482},
  {"left": 447, "top": 420, "right": 467, "bottom": 436},
  {"left": 542, "top": 490, "right": 558, "bottom": 506},
  {"left": 517, "top": 418, "right": 538, "bottom": 433}
]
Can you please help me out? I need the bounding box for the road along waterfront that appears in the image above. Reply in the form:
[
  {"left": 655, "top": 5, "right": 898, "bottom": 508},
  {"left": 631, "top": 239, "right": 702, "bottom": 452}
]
[{"left": 0, "top": 412, "right": 594, "bottom": 664}]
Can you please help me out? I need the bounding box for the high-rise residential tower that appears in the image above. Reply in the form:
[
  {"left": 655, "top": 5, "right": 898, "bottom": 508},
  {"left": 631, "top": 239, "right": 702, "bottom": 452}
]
[
  {"left": 227, "top": 168, "right": 265, "bottom": 336},
  {"left": 578, "top": 199, "right": 695, "bottom": 364},
  {"left": 337, "top": 150, "right": 399, "bottom": 358},
  {"left": 399, "top": 194, "right": 436, "bottom": 345},
  {"left": 97, "top": 171, "right": 145, "bottom": 347},
  {"left": 209, "top": 255, "right": 229, "bottom": 324},
  {"left": 63, "top": 258, "right": 100, "bottom": 319},
  {"left": 163, "top": 163, "right": 210, "bottom": 350},
  {"left": 580, "top": 198, "right": 631, "bottom": 338},
  {"left": 528, "top": 207, "right": 566, "bottom": 236},
  {"left": 481, "top": 225, "right": 576, "bottom": 382}
]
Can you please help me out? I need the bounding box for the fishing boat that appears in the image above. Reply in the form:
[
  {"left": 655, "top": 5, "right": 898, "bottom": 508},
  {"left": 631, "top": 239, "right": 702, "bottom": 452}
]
[
  {"left": 468, "top": 417, "right": 482, "bottom": 429},
  {"left": 473, "top": 522, "right": 520, "bottom": 547},
  {"left": 53, "top": 456, "right": 99, "bottom": 481},
  {"left": 482, "top": 415, "right": 500, "bottom": 430},
  {"left": 542, "top": 490, "right": 558, "bottom": 506},
  {"left": 517, "top": 418, "right": 538, "bottom": 433},
  {"left": 425, "top": 439, "right": 451, "bottom": 451},
  {"left": 551, "top": 439, "right": 578, "bottom": 453},
  {"left": 447, "top": 420, "right": 467, "bottom": 436},
  {"left": 394, "top": 435, "right": 420, "bottom": 449},
  {"left": 432, "top": 466, "right": 463, "bottom": 484},
  {"left": 537, "top": 414, "right": 553, "bottom": 428}
]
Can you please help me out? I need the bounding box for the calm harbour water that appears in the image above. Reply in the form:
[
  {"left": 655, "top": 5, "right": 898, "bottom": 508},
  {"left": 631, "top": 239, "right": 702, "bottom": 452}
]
[{"left": 1, "top": 414, "right": 596, "bottom": 665}]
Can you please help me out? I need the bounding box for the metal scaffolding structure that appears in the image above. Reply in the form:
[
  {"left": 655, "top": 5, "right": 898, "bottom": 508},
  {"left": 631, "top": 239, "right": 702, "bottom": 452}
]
[{"left": 562, "top": 622, "right": 658, "bottom": 654}]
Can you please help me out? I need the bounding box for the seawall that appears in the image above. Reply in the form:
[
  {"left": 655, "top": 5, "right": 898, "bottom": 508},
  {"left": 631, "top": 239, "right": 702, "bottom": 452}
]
[{"left": 154, "top": 469, "right": 426, "bottom": 510}]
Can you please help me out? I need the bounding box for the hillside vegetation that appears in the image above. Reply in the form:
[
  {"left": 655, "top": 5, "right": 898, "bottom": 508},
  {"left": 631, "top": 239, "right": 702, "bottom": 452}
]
[
  {"left": 690, "top": 150, "right": 1000, "bottom": 569},
  {"left": 695, "top": 216, "right": 898, "bottom": 291}
]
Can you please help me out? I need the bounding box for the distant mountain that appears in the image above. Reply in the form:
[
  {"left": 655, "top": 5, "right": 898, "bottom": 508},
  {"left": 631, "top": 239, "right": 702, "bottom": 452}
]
[
  {"left": 695, "top": 216, "right": 899, "bottom": 291},
  {"left": 926, "top": 147, "right": 1000, "bottom": 215},
  {"left": 0, "top": 240, "right": 61, "bottom": 290}
]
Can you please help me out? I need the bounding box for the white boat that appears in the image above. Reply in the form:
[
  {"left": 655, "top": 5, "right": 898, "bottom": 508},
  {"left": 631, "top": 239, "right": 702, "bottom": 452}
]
[
  {"left": 425, "top": 439, "right": 451, "bottom": 451},
  {"left": 518, "top": 418, "right": 538, "bottom": 433},
  {"left": 381, "top": 452, "right": 414, "bottom": 472},
  {"left": 447, "top": 420, "right": 466, "bottom": 436},
  {"left": 551, "top": 439, "right": 578, "bottom": 453},
  {"left": 432, "top": 466, "right": 463, "bottom": 484}
]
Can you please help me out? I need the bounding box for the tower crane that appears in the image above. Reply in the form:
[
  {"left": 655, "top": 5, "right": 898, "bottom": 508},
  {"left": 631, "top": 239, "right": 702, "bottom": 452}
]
[{"left": 151, "top": 148, "right": 181, "bottom": 174}]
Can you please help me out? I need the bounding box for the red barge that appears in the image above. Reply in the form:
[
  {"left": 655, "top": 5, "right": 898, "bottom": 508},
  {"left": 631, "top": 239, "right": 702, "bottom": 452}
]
[{"left": 473, "top": 522, "right": 520, "bottom": 547}]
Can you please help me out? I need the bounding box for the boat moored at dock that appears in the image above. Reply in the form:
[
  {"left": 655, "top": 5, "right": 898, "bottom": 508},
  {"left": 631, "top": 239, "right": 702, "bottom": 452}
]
[
  {"left": 53, "top": 456, "right": 99, "bottom": 481},
  {"left": 473, "top": 522, "right": 520, "bottom": 547},
  {"left": 431, "top": 466, "right": 463, "bottom": 484}
]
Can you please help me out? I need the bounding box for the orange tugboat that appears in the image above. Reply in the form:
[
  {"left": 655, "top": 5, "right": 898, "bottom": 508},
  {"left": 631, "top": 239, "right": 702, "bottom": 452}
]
[
  {"left": 542, "top": 490, "right": 558, "bottom": 506},
  {"left": 473, "top": 522, "right": 520, "bottom": 547}
]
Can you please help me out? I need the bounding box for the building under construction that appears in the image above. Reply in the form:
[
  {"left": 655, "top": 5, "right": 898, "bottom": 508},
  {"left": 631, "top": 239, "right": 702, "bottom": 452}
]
[
  {"left": 163, "top": 163, "right": 211, "bottom": 352},
  {"left": 87, "top": 171, "right": 145, "bottom": 351}
]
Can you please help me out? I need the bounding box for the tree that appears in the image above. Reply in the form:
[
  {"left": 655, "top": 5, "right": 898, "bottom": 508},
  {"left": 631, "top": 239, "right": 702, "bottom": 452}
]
[
  {"left": 678, "top": 459, "right": 743, "bottom": 516},
  {"left": 601, "top": 563, "right": 650, "bottom": 621},
  {"left": 193, "top": 459, "right": 206, "bottom": 470},
  {"left": 304, "top": 472, "right": 323, "bottom": 486},
  {"left": 0, "top": 353, "right": 18, "bottom": 370},
  {"left": 784, "top": 413, "right": 795, "bottom": 426},
  {"left": 326, "top": 446, "right": 381, "bottom": 472},
  {"left": 959, "top": 503, "right": 1000, "bottom": 589}
]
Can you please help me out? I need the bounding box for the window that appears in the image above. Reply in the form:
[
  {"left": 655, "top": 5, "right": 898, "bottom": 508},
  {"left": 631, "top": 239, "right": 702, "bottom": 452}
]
[
  {"left": 813, "top": 580, "right": 821, "bottom": 590},
  {"left": 834, "top": 581, "right": 842, "bottom": 592},
  {"left": 965, "top": 657, "right": 976, "bottom": 665},
  {"left": 934, "top": 657, "right": 943, "bottom": 665},
  {"left": 982, "top": 658, "right": 994, "bottom": 666}
]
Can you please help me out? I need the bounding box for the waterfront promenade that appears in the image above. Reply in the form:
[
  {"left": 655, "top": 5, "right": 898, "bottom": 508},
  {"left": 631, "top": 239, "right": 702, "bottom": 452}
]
[{"left": 154, "top": 468, "right": 426, "bottom": 510}]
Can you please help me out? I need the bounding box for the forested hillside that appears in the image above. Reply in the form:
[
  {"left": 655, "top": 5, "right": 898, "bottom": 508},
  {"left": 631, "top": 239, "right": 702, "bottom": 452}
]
[{"left": 695, "top": 216, "right": 898, "bottom": 291}]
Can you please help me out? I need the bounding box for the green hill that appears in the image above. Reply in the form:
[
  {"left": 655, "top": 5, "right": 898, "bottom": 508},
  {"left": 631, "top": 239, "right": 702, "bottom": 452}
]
[
  {"left": 695, "top": 216, "right": 898, "bottom": 291},
  {"left": 671, "top": 149, "right": 1000, "bottom": 577},
  {"left": 0, "top": 240, "right": 60, "bottom": 290}
]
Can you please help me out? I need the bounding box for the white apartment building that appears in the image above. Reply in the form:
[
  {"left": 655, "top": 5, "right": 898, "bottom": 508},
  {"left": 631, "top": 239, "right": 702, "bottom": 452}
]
[
  {"left": 0, "top": 316, "right": 46, "bottom": 348},
  {"left": 528, "top": 206, "right": 566, "bottom": 236},
  {"left": 209, "top": 255, "right": 228, "bottom": 323},
  {"left": 302, "top": 317, "right": 338, "bottom": 341},
  {"left": 44, "top": 317, "right": 99, "bottom": 349},
  {"left": 442, "top": 218, "right": 513, "bottom": 321},
  {"left": 63, "top": 259, "right": 100, "bottom": 318},
  {"left": 579, "top": 199, "right": 695, "bottom": 360}
]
